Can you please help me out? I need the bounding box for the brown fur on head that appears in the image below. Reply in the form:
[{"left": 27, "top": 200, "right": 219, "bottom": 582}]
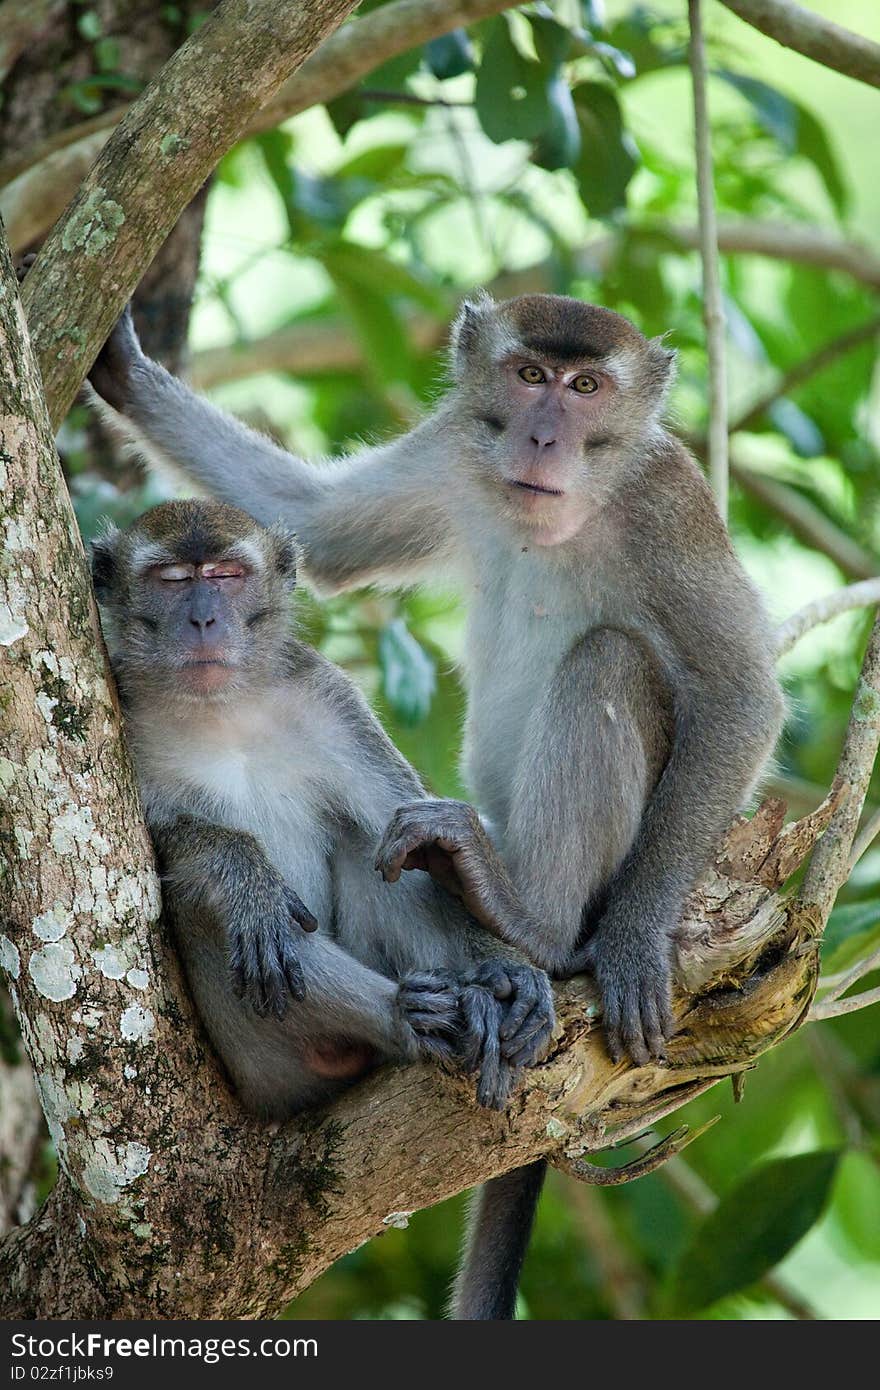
[
  {"left": 450, "top": 293, "right": 676, "bottom": 546},
  {"left": 91, "top": 500, "right": 299, "bottom": 700}
]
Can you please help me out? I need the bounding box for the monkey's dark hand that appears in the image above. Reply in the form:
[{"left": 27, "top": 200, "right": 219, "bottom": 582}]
[
  {"left": 88, "top": 303, "right": 145, "bottom": 412},
  {"left": 577, "top": 924, "right": 674, "bottom": 1066},
  {"left": 15, "top": 253, "right": 37, "bottom": 285},
  {"left": 397, "top": 970, "right": 462, "bottom": 1062},
  {"left": 228, "top": 883, "right": 318, "bottom": 1019},
  {"left": 375, "top": 799, "right": 509, "bottom": 934},
  {"left": 459, "top": 962, "right": 554, "bottom": 1109}
]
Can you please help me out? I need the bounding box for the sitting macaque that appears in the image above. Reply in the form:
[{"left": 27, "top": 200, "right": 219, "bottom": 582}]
[{"left": 91, "top": 499, "right": 555, "bottom": 1118}]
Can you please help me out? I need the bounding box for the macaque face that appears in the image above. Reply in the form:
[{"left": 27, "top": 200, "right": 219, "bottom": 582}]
[
  {"left": 455, "top": 294, "right": 674, "bottom": 548},
  {"left": 92, "top": 501, "right": 296, "bottom": 700},
  {"left": 490, "top": 356, "right": 618, "bottom": 546}
]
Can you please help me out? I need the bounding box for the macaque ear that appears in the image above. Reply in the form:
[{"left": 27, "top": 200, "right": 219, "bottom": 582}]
[
  {"left": 90, "top": 526, "right": 121, "bottom": 600},
  {"left": 647, "top": 335, "right": 677, "bottom": 392},
  {"left": 449, "top": 292, "right": 496, "bottom": 379},
  {"left": 268, "top": 524, "right": 300, "bottom": 590}
]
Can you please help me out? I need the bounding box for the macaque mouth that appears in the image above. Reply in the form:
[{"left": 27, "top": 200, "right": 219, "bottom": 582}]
[{"left": 510, "top": 479, "right": 564, "bottom": 497}]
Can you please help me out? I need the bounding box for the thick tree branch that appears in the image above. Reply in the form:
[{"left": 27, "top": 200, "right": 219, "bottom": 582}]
[
  {"left": 689, "top": 0, "right": 729, "bottom": 518},
  {"left": 718, "top": 0, "right": 880, "bottom": 90},
  {"left": 1, "top": 0, "right": 518, "bottom": 254},
  {"left": 18, "top": 0, "right": 360, "bottom": 431}
]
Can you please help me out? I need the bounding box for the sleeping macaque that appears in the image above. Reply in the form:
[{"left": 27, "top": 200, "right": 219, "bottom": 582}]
[
  {"left": 91, "top": 500, "right": 554, "bottom": 1118},
  {"left": 89, "top": 293, "right": 783, "bottom": 1318}
]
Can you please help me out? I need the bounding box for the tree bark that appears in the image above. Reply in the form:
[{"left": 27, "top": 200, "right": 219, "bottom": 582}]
[{"left": 18, "top": 0, "right": 360, "bottom": 431}]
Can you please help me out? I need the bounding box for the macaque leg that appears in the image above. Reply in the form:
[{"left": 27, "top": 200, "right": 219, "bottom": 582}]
[{"left": 376, "top": 626, "right": 673, "bottom": 971}]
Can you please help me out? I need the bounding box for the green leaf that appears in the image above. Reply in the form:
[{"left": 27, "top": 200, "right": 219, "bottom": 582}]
[
  {"left": 475, "top": 16, "right": 552, "bottom": 144},
  {"left": 325, "top": 90, "right": 366, "bottom": 138},
  {"left": 77, "top": 10, "right": 102, "bottom": 41},
  {"left": 822, "top": 898, "right": 880, "bottom": 962},
  {"left": 571, "top": 82, "right": 638, "bottom": 216},
  {"left": 667, "top": 1150, "right": 841, "bottom": 1314},
  {"left": 379, "top": 619, "right": 437, "bottom": 725},
  {"left": 316, "top": 241, "right": 443, "bottom": 312},
  {"left": 425, "top": 30, "right": 474, "bottom": 80},
  {"left": 717, "top": 72, "right": 848, "bottom": 215},
  {"left": 528, "top": 14, "right": 572, "bottom": 68},
  {"left": 533, "top": 73, "right": 581, "bottom": 170},
  {"left": 254, "top": 130, "right": 300, "bottom": 240}
]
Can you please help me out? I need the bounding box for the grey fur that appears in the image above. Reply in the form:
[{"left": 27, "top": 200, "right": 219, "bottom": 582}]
[{"left": 93, "top": 501, "right": 554, "bottom": 1120}]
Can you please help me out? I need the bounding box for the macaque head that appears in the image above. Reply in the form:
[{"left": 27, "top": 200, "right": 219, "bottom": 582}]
[
  {"left": 450, "top": 293, "right": 675, "bottom": 546},
  {"left": 91, "top": 500, "right": 298, "bottom": 700}
]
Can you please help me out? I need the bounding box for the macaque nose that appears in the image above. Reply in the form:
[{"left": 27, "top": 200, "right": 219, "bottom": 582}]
[
  {"left": 530, "top": 429, "right": 557, "bottom": 449},
  {"left": 189, "top": 613, "right": 216, "bottom": 631}
]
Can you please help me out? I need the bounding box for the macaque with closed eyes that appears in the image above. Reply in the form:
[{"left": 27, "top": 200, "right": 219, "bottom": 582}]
[
  {"left": 89, "top": 292, "right": 783, "bottom": 1319},
  {"left": 91, "top": 499, "right": 554, "bottom": 1120}
]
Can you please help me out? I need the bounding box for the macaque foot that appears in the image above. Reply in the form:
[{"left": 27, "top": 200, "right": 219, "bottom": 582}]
[
  {"left": 579, "top": 932, "right": 674, "bottom": 1067},
  {"left": 397, "top": 970, "right": 462, "bottom": 1062},
  {"left": 15, "top": 252, "right": 36, "bottom": 285},
  {"left": 228, "top": 884, "right": 317, "bottom": 1019}
]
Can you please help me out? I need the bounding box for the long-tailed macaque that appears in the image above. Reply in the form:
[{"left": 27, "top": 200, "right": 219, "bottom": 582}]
[
  {"left": 92, "top": 500, "right": 554, "bottom": 1119},
  {"left": 89, "top": 294, "right": 783, "bottom": 1318}
]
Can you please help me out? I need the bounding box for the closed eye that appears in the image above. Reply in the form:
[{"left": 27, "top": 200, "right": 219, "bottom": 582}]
[{"left": 156, "top": 564, "right": 192, "bottom": 583}]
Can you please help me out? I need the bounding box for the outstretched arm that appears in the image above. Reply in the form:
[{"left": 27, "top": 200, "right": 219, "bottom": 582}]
[{"left": 89, "top": 308, "right": 457, "bottom": 592}]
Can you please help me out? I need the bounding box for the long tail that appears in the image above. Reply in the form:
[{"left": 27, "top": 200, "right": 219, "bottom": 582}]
[{"left": 448, "top": 1160, "right": 546, "bottom": 1319}]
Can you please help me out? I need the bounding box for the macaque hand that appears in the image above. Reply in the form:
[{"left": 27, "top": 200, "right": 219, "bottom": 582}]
[
  {"left": 397, "top": 970, "right": 463, "bottom": 1063},
  {"left": 88, "top": 302, "right": 145, "bottom": 412},
  {"left": 228, "top": 882, "right": 317, "bottom": 1019},
  {"left": 374, "top": 798, "right": 501, "bottom": 927}
]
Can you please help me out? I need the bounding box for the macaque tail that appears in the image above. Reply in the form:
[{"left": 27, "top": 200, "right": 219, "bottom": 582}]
[{"left": 448, "top": 1160, "right": 546, "bottom": 1320}]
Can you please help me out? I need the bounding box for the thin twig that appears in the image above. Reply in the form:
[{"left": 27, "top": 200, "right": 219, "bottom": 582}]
[
  {"left": 809, "top": 984, "right": 880, "bottom": 1021},
  {"left": 817, "top": 945, "right": 880, "bottom": 1003},
  {"left": 689, "top": 0, "right": 729, "bottom": 518},
  {"left": 801, "top": 611, "right": 880, "bottom": 920},
  {"left": 776, "top": 579, "right": 880, "bottom": 656},
  {"left": 849, "top": 806, "right": 880, "bottom": 868},
  {"left": 555, "top": 1117, "right": 720, "bottom": 1186},
  {"left": 730, "top": 315, "right": 880, "bottom": 437},
  {"left": 360, "top": 88, "right": 470, "bottom": 107}
]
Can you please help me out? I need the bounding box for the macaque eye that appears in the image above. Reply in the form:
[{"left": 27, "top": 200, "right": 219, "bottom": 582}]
[
  {"left": 518, "top": 365, "right": 546, "bottom": 385},
  {"left": 571, "top": 374, "right": 599, "bottom": 395},
  {"left": 202, "top": 563, "right": 245, "bottom": 580},
  {"left": 156, "top": 564, "right": 193, "bottom": 583}
]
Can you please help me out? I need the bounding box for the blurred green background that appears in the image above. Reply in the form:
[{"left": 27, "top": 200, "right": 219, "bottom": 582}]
[{"left": 61, "top": 0, "right": 880, "bottom": 1319}]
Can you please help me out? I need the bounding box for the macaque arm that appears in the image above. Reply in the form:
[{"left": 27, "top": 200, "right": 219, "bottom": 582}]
[
  {"left": 151, "top": 814, "right": 317, "bottom": 1017},
  {"left": 89, "top": 309, "right": 457, "bottom": 592}
]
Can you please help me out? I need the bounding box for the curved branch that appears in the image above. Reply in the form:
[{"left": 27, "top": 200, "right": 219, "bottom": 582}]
[
  {"left": 718, "top": 0, "right": 880, "bottom": 90},
  {"left": 801, "top": 610, "right": 880, "bottom": 918},
  {"left": 0, "top": 0, "right": 64, "bottom": 85},
  {"left": 689, "top": 0, "right": 729, "bottom": 518},
  {"left": 776, "top": 578, "right": 880, "bottom": 655},
  {"left": 19, "top": 0, "right": 361, "bottom": 431}
]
